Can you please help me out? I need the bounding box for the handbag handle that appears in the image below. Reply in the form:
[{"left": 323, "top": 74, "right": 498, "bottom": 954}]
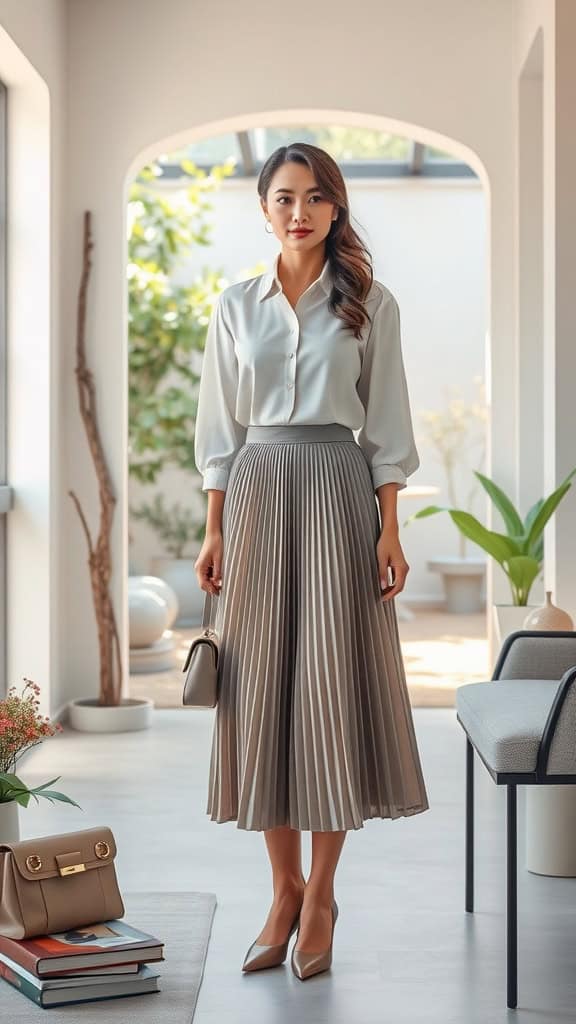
[{"left": 201, "top": 587, "right": 219, "bottom": 631}]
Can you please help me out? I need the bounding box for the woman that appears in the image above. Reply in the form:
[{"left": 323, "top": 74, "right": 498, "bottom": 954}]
[{"left": 194, "top": 142, "right": 429, "bottom": 981}]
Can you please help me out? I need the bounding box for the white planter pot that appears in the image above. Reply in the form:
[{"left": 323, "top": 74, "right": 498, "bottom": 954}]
[
  {"left": 526, "top": 786, "right": 576, "bottom": 876},
  {"left": 68, "top": 698, "right": 154, "bottom": 733},
  {"left": 150, "top": 556, "right": 203, "bottom": 627},
  {"left": 426, "top": 557, "right": 486, "bottom": 613},
  {"left": 0, "top": 800, "right": 20, "bottom": 842},
  {"left": 492, "top": 603, "right": 539, "bottom": 650}
]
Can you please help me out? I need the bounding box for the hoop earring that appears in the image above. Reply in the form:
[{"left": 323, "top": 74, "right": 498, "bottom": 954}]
[{"left": 264, "top": 221, "right": 274, "bottom": 234}]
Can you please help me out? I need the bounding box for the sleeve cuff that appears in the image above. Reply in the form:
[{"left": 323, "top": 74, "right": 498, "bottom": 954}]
[
  {"left": 201, "top": 466, "right": 230, "bottom": 492},
  {"left": 372, "top": 465, "right": 408, "bottom": 490}
]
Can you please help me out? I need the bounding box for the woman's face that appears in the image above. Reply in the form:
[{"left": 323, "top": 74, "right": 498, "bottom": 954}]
[{"left": 261, "top": 161, "right": 338, "bottom": 252}]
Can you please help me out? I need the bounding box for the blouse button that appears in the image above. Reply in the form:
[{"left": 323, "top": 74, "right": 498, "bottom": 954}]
[
  {"left": 287, "top": 382, "right": 293, "bottom": 389},
  {"left": 289, "top": 353, "right": 295, "bottom": 359}
]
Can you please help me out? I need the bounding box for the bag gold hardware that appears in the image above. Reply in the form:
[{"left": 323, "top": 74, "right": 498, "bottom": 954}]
[
  {"left": 59, "top": 862, "right": 86, "bottom": 876},
  {"left": 0, "top": 826, "right": 125, "bottom": 940}
]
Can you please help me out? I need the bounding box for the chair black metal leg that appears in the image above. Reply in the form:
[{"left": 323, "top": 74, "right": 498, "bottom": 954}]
[
  {"left": 466, "top": 737, "right": 474, "bottom": 912},
  {"left": 507, "top": 784, "right": 518, "bottom": 1009}
]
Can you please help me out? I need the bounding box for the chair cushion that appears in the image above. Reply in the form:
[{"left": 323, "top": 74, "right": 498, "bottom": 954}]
[{"left": 455, "top": 679, "right": 561, "bottom": 773}]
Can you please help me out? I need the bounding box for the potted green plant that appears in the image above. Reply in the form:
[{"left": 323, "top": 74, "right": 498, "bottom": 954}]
[
  {"left": 414, "top": 380, "right": 488, "bottom": 612},
  {"left": 130, "top": 493, "right": 205, "bottom": 627},
  {"left": 0, "top": 680, "right": 82, "bottom": 842},
  {"left": 404, "top": 465, "right": 576, "bottom": 642}
]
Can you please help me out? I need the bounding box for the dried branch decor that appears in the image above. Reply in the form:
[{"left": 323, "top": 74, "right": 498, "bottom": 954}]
[{"left": 68, "top": 211, "right": 123, "bottom": 705}]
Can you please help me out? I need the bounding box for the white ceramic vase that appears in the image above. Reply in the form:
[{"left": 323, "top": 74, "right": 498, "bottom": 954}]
[
  {"left": 522, "top": 590, "right": 574, "bottom": 630},
  {"left": 0, "top": 800, "right": 20, "bottom": 842},
  {"left": 128, "top": 587, "right": 168, "bottom": 647},
  {"left": 128, "top": 575, "right": 179, "bottom": 629}
]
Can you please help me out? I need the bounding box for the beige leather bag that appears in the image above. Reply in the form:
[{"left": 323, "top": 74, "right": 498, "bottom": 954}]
[
  {"left": 182, "top": 590, "right": 219, "bottom": 708},
  {"left": 0, "top": 825, "right": 125, "bottom": 939}
]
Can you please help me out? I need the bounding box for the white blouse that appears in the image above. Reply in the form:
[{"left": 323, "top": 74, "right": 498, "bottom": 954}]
[{"left": 194, "top": 252, "right": 420, "bottom": 493}]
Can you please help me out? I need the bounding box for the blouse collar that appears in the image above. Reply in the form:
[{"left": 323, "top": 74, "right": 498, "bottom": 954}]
[{"left": 257, "top": 251, "right": 333, "bottom": 302}]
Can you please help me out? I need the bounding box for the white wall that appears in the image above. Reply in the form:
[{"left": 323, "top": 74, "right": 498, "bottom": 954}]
[
  {"left": 514, "top": 1, "right": 576, "bottom": 622},
  {"left": 129, "top": 174, "right": 487, "bottom": 607},
  {"left": 2, "top": 0, "right": 573, "bottom": 716},
  {"left": 0, "top": 0, "right": 66, "bottom": 717}
]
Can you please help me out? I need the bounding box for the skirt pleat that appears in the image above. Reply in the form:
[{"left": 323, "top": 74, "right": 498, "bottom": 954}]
[{"left": 205, "top": 424, "right": 430, "bottom": 831}]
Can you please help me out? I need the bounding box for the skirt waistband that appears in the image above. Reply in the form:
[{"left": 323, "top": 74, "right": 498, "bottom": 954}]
[{"left": 245, "top": 423, "right": 355, "bottom": 444}]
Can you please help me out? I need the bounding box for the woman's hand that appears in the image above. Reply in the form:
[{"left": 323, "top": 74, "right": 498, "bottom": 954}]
[
  {"left": 194, "top": 530, "right": 224, "bottom": 596},
  {"left": 376, "top": 525, "right": 410, "bottom": 601}
]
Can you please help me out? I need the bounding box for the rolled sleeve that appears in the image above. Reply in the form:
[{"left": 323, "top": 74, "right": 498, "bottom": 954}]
[
  {"left": 194, "top": 292, "right": 247, "bottom": 492},
  {"left": 356, "top": 290, "right": 420, "bottom": 492}
]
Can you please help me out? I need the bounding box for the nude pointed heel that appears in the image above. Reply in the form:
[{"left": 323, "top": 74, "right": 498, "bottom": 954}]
[
  {"left": 242, "top": 908, "right": 301, "bottom": 972},
  {"left": 290, "top": 899, "right": 339, "bottom": 981}
]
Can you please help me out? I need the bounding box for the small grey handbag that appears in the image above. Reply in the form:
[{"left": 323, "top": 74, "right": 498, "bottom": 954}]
[{"left": 182, "top": 590, "right": 219, "bottom": 708}]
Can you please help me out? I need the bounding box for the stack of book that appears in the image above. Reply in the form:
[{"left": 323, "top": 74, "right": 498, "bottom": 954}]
[{"left": 0, "top": 918, "right": 165, "bottom": 1008}]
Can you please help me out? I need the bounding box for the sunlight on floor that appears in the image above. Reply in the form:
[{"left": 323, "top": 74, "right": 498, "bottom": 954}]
[{"left": 129, "top": 607, "right": 489, "bottom": 710}]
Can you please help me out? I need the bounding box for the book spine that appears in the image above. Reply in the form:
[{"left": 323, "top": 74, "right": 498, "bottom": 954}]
[
  {"left": 0, "top": 935, "right": 37, "bottom": 975},
  {"left": 0, "top": 960, "right": 43, "bottom": 1007}
]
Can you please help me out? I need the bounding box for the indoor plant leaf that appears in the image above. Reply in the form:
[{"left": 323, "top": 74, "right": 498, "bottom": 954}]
[
  {"left": 30, "top": 790, "right": 83, "bottom": 809},
  {"left": 504, "top": 555, "right": 542, "bottom": 604},
  {"left": 473, "top": 470, "right": 524, "bottom": 536},
  {"left": 447, "top": 511, "right": 518, "bottom": 565},
  {"left": 525, "top": 470, "right": 576, "bottom": 551}
]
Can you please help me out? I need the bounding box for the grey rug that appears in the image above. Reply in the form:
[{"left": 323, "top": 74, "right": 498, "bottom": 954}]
[{"left": 1, "top": 891, "right": 217, "bottom": 1022}]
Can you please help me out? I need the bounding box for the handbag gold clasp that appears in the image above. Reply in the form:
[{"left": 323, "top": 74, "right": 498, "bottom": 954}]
[{"left": 59, "top": 862, "right": 86, "bottom": 876}]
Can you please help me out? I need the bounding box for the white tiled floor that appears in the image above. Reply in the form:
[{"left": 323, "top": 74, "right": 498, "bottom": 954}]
[{"left": 14, "top": 708, "right": 576, "bottom": 1022}]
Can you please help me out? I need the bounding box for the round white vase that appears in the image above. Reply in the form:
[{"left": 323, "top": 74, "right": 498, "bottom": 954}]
[
  {"left": 0, "top": 800, "right": 20, "bottom": 842},
  {"left": 128, "top": 587, "right": 168, "bottom": 648},
  {"left": 128, "top": 575, "right": 179, "bottom": 628},
  {"left": 150, "top": 557, "right": 203, "bottom": 626},
  {"left": 523, "top": 590, "right": 574, "bottom": 630}
]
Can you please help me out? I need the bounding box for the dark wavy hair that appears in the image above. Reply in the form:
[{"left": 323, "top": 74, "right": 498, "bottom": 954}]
[{"left": 257, "top": 142, "right": 375, "bottom": 340}]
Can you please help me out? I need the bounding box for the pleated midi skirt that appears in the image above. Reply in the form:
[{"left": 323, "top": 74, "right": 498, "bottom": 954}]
[{"left": 205, "top": 422, "right": 430, "bottom": 831}]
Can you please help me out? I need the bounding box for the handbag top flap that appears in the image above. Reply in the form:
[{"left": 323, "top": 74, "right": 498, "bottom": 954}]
[
  {"left": 183, "top": 632, "right": 218, "bottom": 673},
  {"left": 0, "top": 825, "right": 117, "bottom": 881}
]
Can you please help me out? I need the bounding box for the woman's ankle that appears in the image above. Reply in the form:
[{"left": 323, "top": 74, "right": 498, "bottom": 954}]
[
  {"left": 301, "top": 882, "right": 334, "bottom": 905},
  {"left": 272, "top": 875, "right": 306, "bottom": 900}
]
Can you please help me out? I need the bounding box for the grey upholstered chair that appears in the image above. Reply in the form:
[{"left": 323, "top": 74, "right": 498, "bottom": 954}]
[{"left": 455, "top": 629, "right": 576, "bottom": 1009}]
